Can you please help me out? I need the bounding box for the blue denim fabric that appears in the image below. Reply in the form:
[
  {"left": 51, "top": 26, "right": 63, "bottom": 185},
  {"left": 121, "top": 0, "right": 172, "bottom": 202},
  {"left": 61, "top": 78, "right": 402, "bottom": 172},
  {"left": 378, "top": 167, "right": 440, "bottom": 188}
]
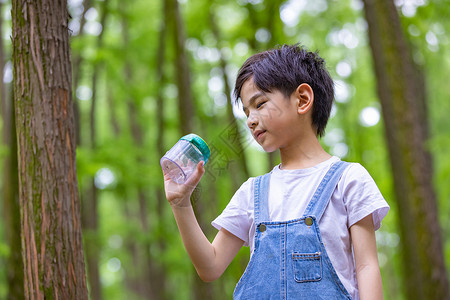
[{"left": 234, "top": 161, "right": 352, "bottom": 299}]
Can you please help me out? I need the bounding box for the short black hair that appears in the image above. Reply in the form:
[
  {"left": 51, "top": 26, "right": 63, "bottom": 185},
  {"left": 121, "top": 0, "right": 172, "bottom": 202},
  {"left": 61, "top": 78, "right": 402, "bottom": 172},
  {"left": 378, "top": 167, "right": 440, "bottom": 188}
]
[{"left": 234, "top": 44, "right": 334, "bottom": 137}]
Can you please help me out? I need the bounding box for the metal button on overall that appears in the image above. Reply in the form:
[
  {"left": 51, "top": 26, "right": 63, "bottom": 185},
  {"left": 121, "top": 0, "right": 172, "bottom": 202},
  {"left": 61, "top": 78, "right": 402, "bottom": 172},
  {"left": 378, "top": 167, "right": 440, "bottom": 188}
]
[
  {"left": 259, "top": 224, "right": 266, "bottom": 232},
  {"left": 305, "top": 217, "right": 313, "bottom": 226}
]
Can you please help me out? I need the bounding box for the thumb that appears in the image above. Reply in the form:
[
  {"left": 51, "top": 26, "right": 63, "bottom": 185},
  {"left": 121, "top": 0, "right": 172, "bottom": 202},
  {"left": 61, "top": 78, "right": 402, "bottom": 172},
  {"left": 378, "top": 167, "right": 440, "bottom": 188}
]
[{"left": 185, "top": 161, "right": 205, "bottom": 187}]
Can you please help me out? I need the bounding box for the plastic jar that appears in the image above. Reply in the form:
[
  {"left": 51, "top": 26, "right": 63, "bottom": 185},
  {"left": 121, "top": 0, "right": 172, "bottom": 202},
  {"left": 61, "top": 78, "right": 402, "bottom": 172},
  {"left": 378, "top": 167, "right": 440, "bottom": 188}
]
[{"left": 160, "top": 133, "right": 210, "bottom": 184}]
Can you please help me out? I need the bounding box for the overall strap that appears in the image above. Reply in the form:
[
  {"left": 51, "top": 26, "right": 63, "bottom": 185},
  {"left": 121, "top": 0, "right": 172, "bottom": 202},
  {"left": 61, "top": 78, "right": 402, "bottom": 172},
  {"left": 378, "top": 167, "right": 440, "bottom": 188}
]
[
  {"left": 253, "top": 173, "right": 271, "bottom": 224},
  {"left": 302, "top": 161, "right": 350, "bottom": 221}
]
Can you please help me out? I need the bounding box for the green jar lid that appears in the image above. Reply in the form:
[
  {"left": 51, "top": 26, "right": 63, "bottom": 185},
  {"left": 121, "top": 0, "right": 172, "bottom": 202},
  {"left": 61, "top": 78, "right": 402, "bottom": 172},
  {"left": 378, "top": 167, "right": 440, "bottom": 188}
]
[{"left": 180, "top": 133, "right": 211, "bottom": 164}]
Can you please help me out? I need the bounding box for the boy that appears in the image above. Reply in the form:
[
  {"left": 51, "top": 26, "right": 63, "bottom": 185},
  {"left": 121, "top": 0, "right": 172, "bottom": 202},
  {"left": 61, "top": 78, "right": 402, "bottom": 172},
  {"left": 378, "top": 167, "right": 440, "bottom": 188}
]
[{"left": 163, "top": 44, "right": 389, "bottom": 299}]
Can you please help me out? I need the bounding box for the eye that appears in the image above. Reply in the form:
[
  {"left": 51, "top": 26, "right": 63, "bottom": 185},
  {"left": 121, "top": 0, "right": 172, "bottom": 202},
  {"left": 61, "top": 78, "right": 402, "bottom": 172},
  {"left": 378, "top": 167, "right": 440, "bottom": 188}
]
[{"left": 256, "top": 101, "right": 266, "bottom": 109}]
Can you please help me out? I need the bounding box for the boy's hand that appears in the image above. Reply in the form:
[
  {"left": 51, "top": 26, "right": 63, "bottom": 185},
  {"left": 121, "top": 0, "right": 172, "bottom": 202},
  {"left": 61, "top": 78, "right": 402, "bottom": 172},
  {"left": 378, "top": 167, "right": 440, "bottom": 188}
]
[{"left": 163, "top": 161, "right": 205, "bottom": 208}]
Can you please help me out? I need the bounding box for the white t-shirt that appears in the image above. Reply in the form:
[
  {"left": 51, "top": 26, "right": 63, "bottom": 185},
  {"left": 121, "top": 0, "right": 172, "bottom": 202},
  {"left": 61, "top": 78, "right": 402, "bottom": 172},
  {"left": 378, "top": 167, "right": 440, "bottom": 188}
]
[{"left": 212, "top": 156, "right": 389, "bottom": 300}]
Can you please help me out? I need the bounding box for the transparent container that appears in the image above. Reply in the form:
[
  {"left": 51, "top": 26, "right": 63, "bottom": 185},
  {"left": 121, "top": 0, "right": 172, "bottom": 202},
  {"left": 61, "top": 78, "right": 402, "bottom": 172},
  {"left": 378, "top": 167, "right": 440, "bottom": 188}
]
[{"left": 160, "top": 133, "right": 210, "bottom": 184}]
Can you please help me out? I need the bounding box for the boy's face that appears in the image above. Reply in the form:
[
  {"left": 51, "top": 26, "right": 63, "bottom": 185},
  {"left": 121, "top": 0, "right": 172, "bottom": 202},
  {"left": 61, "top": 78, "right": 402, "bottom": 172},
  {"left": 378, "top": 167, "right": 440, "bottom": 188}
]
[{"left": 241, "top": 78, "right": 303, "bottom": 152}]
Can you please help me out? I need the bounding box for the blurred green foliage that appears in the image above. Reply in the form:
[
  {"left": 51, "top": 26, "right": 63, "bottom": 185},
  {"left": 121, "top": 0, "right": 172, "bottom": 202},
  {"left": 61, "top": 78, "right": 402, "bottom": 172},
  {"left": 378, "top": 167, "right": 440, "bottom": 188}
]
[{"left": 1, "top": 0, "right": 449, "bottom": 299}]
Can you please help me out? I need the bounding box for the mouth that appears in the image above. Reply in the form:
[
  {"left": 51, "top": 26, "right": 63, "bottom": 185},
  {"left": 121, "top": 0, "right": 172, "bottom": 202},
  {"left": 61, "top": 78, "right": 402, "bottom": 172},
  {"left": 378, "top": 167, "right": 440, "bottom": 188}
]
[{"left": 253, "top": 130, "right": 266, "bottom": 141}]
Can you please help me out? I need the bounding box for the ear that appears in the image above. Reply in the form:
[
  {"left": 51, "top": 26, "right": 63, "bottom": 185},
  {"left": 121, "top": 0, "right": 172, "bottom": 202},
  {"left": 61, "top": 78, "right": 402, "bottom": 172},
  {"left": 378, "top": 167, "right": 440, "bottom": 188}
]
[{"left": 295, "top": 83, "right": 314, "bottom": 115}]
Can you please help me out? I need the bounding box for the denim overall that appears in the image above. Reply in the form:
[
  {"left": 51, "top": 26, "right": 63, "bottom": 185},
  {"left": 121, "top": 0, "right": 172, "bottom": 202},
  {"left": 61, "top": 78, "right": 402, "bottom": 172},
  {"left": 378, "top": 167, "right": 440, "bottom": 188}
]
[{"left": 234, "top": 161, "right": 352, "bottom": 299}]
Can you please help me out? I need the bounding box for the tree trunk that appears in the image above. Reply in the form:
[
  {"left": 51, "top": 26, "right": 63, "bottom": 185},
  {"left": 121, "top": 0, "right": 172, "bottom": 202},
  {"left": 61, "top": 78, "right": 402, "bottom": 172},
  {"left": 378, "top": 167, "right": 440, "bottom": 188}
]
[
  {"left": 362, "top": 0, "right": 450, "bottom": 299},
  {"left": 0, "top": 1, "right": 6, "bottom": 113},
  {"left": 12, "top": 1, "right": 88, "bottom": 299},
  {"left": 2, "top": 110, "right": 24, "bottom": 300},
  {"left": 72, "top": 0, "right": 93, "bottom": 146},
  {"left": 241, "top": 3, "right": 281, "bottom": 173},
  {"left": 81, "top": 180, "right": 102, "bottom": 300},
  {"left": 169, "top": 0, "right": 195, "bottom": 134},
  {"left": 119, "top": 3, "right": 157, "bottom": 298},
  {"left": 1, "top": 67, "right": 23, "bottom": 300},
  {"left": 1, "top": 2, "right": 24, "bottom": 299},
  {"left": 168, "top": 0, "right": 214, "bottom": 298},
  {"left": 208, "top": 1, "right": 250, "bottom": 187},
  {"left": 154, "top": 0, "right": 170, "bottom": 297},
  {"left": 1, "top": 93, "right": 24, "bottom": 300},
  {"left": 1, "top": 84, "right": 24, "bottom": 300},
  {"left": 80, "top": 2, "right": 108, "bottom": 299},
  {"left": 263, "top": 0, "right": 283, "bottom": 171}
]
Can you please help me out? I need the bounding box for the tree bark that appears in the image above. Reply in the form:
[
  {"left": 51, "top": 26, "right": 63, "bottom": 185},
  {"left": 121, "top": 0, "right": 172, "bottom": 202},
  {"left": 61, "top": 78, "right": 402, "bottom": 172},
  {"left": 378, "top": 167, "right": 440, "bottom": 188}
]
[
  {"left": 12, "top": 1, "right": 88, "bottom": 298},
  {"left": 362, "top": 0, "right": 449, "bottom": 299}
]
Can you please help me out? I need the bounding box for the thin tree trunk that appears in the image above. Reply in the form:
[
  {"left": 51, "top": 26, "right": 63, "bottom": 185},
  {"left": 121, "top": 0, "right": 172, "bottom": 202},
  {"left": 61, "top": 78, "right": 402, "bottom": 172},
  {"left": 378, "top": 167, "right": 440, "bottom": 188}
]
[
  {"left": 244, "top": 3, "right": 258, "bottom": 51},
  {"left": 241, "top": 3, "right": 280, "bottom": 173},
  {"left": 1, "top": 94, "right": 24, "bottom": 300},
  {"left": 168, "top": 0, "right": 214, "bottom": 298},
  {"left": 154, "top": 0, "right": 169, "bottom": 297},
  {"left": 1, "top": 100, "right": 24, "bottom": 300},
  {"left": 81, "top": 180, "right": 101, "bottom": 300},
  {"left": 106, "top": 86, "right": 120, "bottom": 137},
  {"left": 12, "top": 1, "right": 88, "bottom": 298},
  {"left": 362, "top": 0, "right": 449, "bottom": 299},
  {"left": 122, "top": 202, "right": 149, "bottom": 298},
  {"left": 0, "top": 1, "right": 5, "bottom": 113},
  {"left": 80, "top": 2, "right": 108, "bottom": 299},
  {"left": 208, "top": 1, "right": 250, "bottom": 186},
  {"left": 207, "top": 8, "right": 251, "bottom": 297},
  {"left": 119, "top": 3, "right": 156, "bottom": 298},
  {"left": 265, "top": 0, "right": 283, "bottom": 47},
  {"left": 105, "top": 84, "right": 153, "bottom": 299},
  {"left": 263, "top": 0, "right": 284, "bottom": 171},
  {"left": 170, "top": 0, "right": 195, "bottom": 134},
  {"left": 0, "top": 2, "right": 24, "bottom": 298},
  {"left": 72, "top": 0, "right": 93, "bottom": 145}
]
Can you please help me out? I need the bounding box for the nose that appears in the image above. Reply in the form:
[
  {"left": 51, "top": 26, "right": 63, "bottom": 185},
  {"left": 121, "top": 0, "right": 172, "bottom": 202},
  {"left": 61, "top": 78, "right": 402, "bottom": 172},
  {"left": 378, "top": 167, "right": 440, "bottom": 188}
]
[{"left": 247, "top": 111, "right": 258, "bottom": 129}]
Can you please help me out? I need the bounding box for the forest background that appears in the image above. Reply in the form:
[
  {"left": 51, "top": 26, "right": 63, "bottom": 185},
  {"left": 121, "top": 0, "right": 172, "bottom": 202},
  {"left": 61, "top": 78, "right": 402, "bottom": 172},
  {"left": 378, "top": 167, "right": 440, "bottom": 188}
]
[{"left": 1, "top": 0, "right": 450, "bottom": 299}]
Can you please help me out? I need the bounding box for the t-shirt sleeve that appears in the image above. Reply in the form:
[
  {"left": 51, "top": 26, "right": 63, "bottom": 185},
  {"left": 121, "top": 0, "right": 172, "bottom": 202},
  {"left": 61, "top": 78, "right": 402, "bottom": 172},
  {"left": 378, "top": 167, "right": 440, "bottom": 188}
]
[
  {"left": 340, "top": 163, "right": 390, "bottom": 230},
  {"left": 211, "top": 178, "right": 254, "bottom": 246}
]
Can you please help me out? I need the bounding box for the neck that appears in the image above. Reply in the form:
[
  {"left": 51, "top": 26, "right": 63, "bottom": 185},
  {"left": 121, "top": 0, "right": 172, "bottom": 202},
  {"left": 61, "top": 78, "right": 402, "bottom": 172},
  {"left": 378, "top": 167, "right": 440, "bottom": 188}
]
[{"left": 278, "top": 133, "right": 331, "bottom": 170}]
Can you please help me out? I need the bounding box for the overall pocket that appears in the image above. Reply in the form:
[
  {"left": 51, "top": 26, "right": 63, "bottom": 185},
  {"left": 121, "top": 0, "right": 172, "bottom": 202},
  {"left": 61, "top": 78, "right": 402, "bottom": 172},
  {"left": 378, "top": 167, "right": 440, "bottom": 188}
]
[{"left": 292, "top": 252, "right": 322, "bottom": 283}]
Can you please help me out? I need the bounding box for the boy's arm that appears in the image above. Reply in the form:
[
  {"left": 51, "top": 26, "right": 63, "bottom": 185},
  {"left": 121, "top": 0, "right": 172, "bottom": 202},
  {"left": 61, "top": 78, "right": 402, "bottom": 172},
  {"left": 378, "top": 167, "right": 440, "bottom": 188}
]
[
  {"left": 350, "top": 214, "right": 383, "bottom": 300},
  {"left": 165, "top": 162, "right": 244, "bottom": 282}
]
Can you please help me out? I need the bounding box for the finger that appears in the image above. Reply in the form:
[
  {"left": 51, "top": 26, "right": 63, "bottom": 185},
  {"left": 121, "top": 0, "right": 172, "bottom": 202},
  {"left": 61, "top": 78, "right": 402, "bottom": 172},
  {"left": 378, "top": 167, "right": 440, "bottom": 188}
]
[
  {"left": 163, "top": 171, "right": 173, "bottom": 182},
  {"left": 185, "top": 161, "right": 205, "bottom": 187}
]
